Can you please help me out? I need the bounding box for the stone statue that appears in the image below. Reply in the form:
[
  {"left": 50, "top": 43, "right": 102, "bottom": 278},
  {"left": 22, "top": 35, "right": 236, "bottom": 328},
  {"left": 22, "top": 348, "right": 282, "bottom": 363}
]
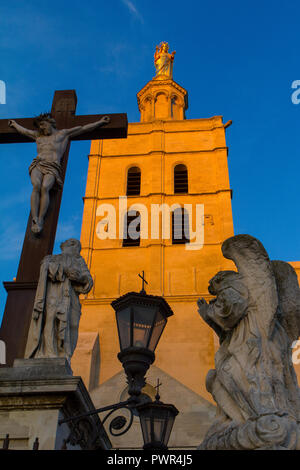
[
  {"left": 197, "top": 234, "right": 300, "bottom": 450},
  {"left": 8, "top": 113, "right": 110, "bottom": 234},
  {"left": 154, "top": 42, "right": 176, "bottom": 79},
  {"left": 26, "top": 238, "right": 93, "bottom": 360}
]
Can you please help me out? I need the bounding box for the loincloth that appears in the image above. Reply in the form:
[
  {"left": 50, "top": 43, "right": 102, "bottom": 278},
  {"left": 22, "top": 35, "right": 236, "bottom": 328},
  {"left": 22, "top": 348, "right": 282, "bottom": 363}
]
[{"left": 29, "top": 157, "right": 63, "bottom": 187}]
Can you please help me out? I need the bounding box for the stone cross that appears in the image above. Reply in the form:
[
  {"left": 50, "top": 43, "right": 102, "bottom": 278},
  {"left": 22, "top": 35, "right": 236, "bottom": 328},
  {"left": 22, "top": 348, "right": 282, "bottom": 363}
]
[{"left": 0, "top": 90, "right": 127, "bottom": 366}]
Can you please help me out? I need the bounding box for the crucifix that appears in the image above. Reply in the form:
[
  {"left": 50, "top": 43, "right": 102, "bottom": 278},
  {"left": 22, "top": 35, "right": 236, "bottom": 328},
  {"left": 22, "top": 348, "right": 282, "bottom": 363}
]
[
  {"left": 9, "top": 112, "right": 111, "bottom": 235},
  {"left": 0, "top": 90, "right": 128, "bottom": 366}
]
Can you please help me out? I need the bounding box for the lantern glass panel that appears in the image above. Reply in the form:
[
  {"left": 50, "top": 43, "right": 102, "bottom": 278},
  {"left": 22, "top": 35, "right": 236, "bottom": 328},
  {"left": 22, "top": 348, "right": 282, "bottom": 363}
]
[
  {"left": 153, "top": 411, "right": 168, "bottom": 442},
  {"left": 162, "top": 411, "right": 176, "bottom": 446},
  {"left": 140, "top": 416, "right": 151, "bottom": 445},
  {"left": 148, "top": 310, "right": 166, "bottom": 352},
  {"left": 116, "top": 307, "right": 131, "bottom": 350},
  {"left": 132, "top": 305, "right": 156, "bottom": 348}
]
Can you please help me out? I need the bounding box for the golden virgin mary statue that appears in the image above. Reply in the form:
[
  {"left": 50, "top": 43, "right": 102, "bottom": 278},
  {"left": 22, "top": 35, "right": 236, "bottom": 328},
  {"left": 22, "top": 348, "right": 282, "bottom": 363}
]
[{"left": 154, "top": 42, "right": 176, "bottom": 79}]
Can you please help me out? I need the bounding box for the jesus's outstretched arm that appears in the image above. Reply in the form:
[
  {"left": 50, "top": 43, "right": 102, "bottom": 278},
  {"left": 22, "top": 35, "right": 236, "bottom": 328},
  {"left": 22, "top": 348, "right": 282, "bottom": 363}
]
[
  {"left": 63, "top": 116, "right": 110, "bottom": 138},
  {"left": 8, "top": 120, "right": 38, "bottom": 140}
]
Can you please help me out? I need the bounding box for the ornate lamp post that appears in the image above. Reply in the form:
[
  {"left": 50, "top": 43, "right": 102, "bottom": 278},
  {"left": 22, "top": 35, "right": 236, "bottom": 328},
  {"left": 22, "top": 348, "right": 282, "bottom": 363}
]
[{"left": 59, "top": 273, "right": 178, "bottom": 450}]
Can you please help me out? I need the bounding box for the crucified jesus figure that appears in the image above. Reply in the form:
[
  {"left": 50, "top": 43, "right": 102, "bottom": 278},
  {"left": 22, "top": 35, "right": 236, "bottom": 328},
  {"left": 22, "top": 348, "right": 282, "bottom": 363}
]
[{"left": 8, "top": 113, "right": 110, "bottom": 234}]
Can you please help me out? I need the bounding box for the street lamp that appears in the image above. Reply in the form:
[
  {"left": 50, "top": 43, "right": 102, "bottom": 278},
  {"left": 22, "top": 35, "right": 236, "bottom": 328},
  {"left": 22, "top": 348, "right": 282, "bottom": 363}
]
[
  {"left": 59, "top": 275, "right": 178, "bottom": 450},
  {"left": 111, "top": 290, "right": 173, "bottom": 397},
  {"left": 137, "top": 384, "right": 179, "bottom": 451}
]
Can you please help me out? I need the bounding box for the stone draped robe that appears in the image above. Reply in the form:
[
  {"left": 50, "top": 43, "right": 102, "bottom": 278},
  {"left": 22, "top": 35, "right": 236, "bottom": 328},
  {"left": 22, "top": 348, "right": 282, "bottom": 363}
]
[{"left": 26, "top": 252, "right": 93, "bottom": 360}]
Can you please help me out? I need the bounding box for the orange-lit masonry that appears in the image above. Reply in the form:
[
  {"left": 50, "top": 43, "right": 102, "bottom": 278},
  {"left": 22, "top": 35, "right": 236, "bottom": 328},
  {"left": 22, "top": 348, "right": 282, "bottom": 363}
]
[{"left": 72, "top": 74, "right": 300, "bottom": 448}]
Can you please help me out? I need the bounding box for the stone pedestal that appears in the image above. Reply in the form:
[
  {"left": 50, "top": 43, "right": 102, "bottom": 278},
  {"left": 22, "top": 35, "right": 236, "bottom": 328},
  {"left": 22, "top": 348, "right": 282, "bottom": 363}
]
[{"left": 0, "top": 358, "right": 111, "bottom": 450}]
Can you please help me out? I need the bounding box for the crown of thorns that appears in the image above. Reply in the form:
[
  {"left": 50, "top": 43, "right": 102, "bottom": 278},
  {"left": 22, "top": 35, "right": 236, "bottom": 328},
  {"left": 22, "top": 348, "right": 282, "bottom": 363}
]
[{"left": 33, "top": 112, "right": 56, "bottom": 129}]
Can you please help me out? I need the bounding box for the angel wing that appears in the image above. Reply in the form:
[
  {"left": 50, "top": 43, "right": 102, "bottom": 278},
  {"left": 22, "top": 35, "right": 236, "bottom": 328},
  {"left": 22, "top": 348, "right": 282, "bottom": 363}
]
[
  {"left": 221, "top": 234, "right": 278, "bottom": 337},
  {"left": 271, "top": 260, "right": 300, "bottom": 342}
]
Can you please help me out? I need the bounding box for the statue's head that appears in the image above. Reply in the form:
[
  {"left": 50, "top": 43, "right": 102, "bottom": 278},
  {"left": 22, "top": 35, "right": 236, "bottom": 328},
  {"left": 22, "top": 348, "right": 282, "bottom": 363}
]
[
  {"left": 60, "top": 238, "right": 81, "bottom": 255},
  {"left": 208, "top": 270, "right": 247, "bottom": 298},
  {"left": 160, "top": 42, "right": 169, "bottom": 53},
  {"left": 34, "top": 113, "right": 56, "bottom": 136}
]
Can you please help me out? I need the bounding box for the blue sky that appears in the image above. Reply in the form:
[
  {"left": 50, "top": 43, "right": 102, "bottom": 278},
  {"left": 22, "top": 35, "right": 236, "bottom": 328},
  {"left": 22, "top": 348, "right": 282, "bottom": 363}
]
[{"left": 0, "top": 0, "right": 300, "bottom": 321}]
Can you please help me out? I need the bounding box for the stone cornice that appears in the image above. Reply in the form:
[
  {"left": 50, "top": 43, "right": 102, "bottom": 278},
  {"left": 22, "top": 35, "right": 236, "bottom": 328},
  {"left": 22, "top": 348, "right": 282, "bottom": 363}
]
[
  {"left": 3, "top": 281, "right": 38, "bottom": 292},
  {"left": 137, "top": 79, "right": 187, "bottom": 99},
  {"left": 82, "top": 294, "right": 214, "bottom": 305},
  {"left": 88, "top": 116, "right": 226, "bottom": 143},
  {"left": 87, "top": 146, "right": 228, "bottom": 159},
  {"left": 82, "top": 188, "right": 231, "bottom": 202}
]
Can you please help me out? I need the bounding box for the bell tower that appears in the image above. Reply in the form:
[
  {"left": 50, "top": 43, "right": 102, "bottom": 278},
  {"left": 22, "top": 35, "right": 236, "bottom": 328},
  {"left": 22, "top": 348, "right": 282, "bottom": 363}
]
[{"left": 73, "top": 43, "right": 235, "bottom": 449}]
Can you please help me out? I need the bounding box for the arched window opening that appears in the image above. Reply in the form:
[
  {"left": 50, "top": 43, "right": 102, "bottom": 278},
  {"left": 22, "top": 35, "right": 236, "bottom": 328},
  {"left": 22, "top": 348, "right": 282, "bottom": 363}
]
[
  {"left": 172, "top": 208, "right": 190, "bottom": 245},
  {"left": 127, "top": 167, "right": 141, "bottom": 196},
  {"left": 123, "top": 211, "right": 141, "bottom": 247},
  {"left": 174, "top": 164, "right": 188, "bottom": 193},
  {"left": 155, "top": 92, "right": 168, "bottom": 120},
  {"left": 171, "top": 96, "right": 180, "bottom": 120}
]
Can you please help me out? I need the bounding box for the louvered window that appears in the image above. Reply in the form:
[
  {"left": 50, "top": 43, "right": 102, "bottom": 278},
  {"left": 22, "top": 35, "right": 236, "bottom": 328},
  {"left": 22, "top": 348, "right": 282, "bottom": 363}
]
[
  {"left": 172, "top": 208, "right": 190, "bottom": 244},
  {"left": 174, "top": 164, "right": 188, "bottom": 193},
  {"left": 122, "top": 211, "right": 141, "bottom": 247},
  {"left": 127, "top": 167, "right": 141, "bottom": 196}
]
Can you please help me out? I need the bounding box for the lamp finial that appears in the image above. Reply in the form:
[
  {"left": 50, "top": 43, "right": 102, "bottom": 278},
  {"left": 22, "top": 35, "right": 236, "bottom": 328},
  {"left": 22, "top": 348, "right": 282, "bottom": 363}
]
[
  {"left": 155, "top": 378, "right": 162, "bottom": 401},
  {"left": 138, "top": 271, "right": 148, "bottom": 294}
]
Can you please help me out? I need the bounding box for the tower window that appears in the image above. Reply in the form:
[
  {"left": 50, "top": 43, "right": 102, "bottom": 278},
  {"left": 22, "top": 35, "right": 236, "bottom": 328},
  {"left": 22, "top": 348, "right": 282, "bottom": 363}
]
[
  {"left": 123, "top": 211, "right": 140, "bottom": 247},
  {"left": 127, "top": 167, "right": 141, "bottom": 196},
  {"left": 172, "top": 208, "right": 190, "bottom": 244},
  {"left": 174, "top": 164, "right": 188, "bottom": 193}
]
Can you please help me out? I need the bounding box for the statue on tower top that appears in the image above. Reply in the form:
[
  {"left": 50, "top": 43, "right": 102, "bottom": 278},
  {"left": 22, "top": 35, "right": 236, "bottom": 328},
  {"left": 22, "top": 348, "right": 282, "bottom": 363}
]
[{"left": 154, "top": 42, "right": 176, "bottom": 79}]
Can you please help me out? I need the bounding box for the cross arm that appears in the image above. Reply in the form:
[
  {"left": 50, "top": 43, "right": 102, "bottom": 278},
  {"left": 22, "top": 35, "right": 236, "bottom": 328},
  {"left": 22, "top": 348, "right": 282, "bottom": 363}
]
[
  {"left": 0, "top": 118, "right": 38, "bottom": 144},
  {"left": 9, "top": 120, "right": 37, "bottom": 140},
  {"left": 0, "top": 113, "right": 128, "bottom": 145}
]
